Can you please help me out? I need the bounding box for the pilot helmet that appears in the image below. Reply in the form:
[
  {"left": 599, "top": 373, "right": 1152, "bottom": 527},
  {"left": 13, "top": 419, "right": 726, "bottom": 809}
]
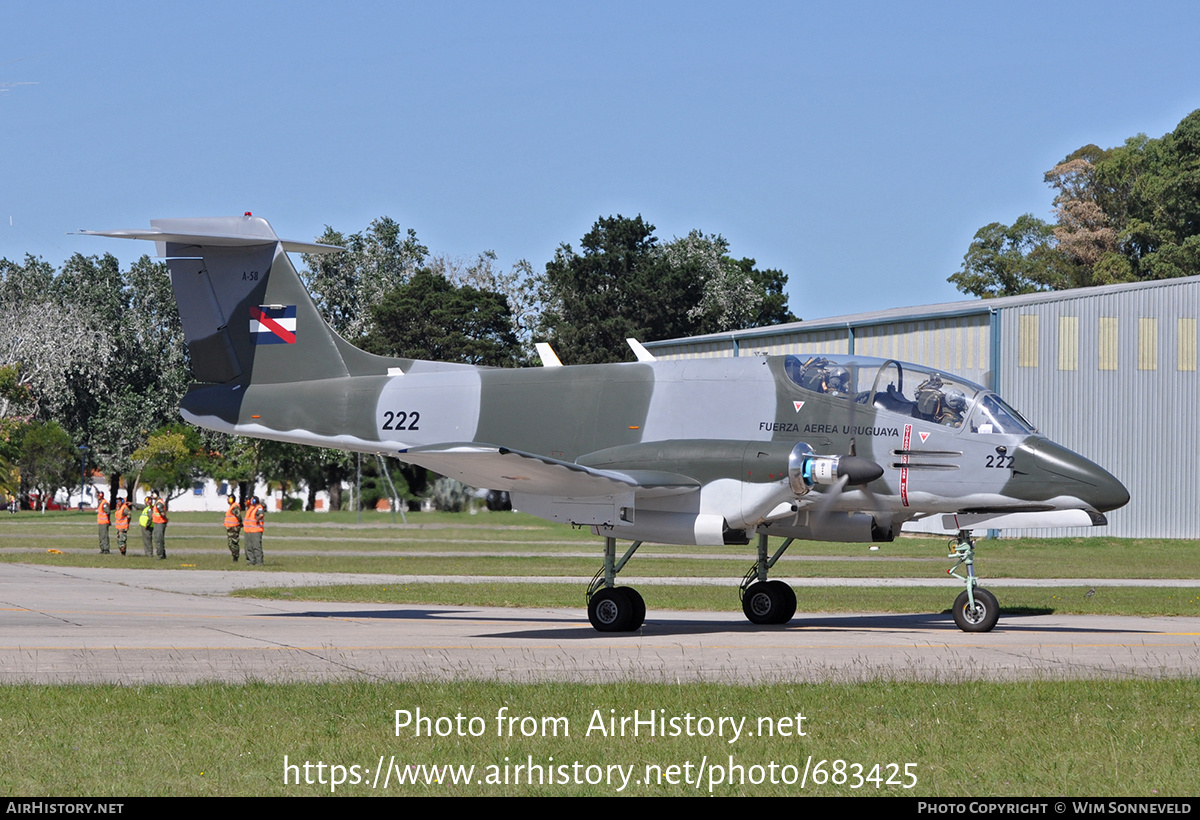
[
  {"left": 945, "top": 389, "right": 967, "bottom": 411},
  {"left": 827, "top": 366, "right": 850, "bottom": 393}
]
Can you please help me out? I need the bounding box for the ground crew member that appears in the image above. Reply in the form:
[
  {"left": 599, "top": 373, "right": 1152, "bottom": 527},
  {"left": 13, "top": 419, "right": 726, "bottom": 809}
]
[
  {"left": 113, "top": 495, "right": 131, "bottom": 555},
  {"left": 138, "top": 496, "right": 154, "bottom": 556},
  {"left": 225, "top": 495, "right": 243, "bottom": 561},
  {"left": 244, "top": 496, "right": 265, "bottom": 566},
  {"left": 96, "top": 492, "right": 111, "bottom": 554},
  {"left": 150, "top": 491, "right": 168, "bottom": 559}
]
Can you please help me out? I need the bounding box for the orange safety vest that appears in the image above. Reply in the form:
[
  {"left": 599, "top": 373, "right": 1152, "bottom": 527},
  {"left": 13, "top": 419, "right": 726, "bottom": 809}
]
[
  {"left": 97, "top": 499, "right": 110, "bottom": 526},
  {"left": 151, "top": 499, "right": 168, "bottom": 525},
  {"left": 244, "top": 503, "right": 264, "bottom": 533},
  {"left": 114, "top": 501, "right": 131, "bottom": 531},
  {"left": 224, "top": 501, "right": 242, "bottom": 528}
]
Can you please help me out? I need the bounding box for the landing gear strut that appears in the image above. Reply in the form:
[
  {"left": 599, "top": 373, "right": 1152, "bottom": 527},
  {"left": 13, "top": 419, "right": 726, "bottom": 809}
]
[
  {"left": 585, "top": 537, "right": 645, "bottom": 631},
  {"left": 738, "top": 533, "right": 797, "bottom": 625},
  {"left": 946, "top": 529, "right": 1000, "bottom": 632}
]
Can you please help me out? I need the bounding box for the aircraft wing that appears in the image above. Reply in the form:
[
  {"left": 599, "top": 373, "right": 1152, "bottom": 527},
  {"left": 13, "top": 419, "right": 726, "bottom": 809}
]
[{"left": 397, "top": 443, "right": 700, "bottom": 498}]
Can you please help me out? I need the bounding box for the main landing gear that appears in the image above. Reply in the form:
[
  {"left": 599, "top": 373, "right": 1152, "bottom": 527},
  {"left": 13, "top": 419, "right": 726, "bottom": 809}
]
[
  {"left": 585, "top": 537, "right": 646, "bottom": 632},
  {"left": 739, "top": 533, "right": 797, "bottom": 625},
  {"left": 946, "top": 529, "right": 1000, "bottom": 632},
  {"left": 584, "top": 533, "right": 801, "bottom": 632}
]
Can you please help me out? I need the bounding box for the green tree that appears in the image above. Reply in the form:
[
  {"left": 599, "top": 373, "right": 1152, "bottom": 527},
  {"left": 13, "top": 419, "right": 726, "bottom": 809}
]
[
  {"left": 131, "top": 424, "right": 209, "bottom": 501},
  {"left": 661, "top": 231, "right": 799, "bottom": 333},
  {"left": 952, "top": 109, "right": 1200, "bottom": 297},
  {"left": 16, "top": 420, "right": 77, "bottom": 509},
  {"left": 541, "top": 215, "right": 697, "bottom": 363},
  {"left": 541, "top": 216, "right": 795, "bottom": 363},
  {"left": 362, "top": 270, "right": 522, "bottom": 366},
  {"left": 429, "top": 251, "right": 544, "bottom": 361},
  {"left": 300, "top": 217, "right": 429, "bottom": 339},
  {"left": 948, "top": 215, "right": 1071, "bottom": 298}
]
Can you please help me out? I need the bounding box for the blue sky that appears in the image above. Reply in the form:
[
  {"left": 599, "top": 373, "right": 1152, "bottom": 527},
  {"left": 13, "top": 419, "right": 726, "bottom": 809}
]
[{"left": 4, "top": 0, "right": 1199, "bottom": 324}]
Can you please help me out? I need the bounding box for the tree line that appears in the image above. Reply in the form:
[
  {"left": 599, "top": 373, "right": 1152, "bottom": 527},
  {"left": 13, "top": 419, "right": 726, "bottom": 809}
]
[
  {"left": 950, "top": 109, "right": 1200, "bottom": 297},
  {"left": 0, "top": 215, "right": 797, "bottom": 508}
]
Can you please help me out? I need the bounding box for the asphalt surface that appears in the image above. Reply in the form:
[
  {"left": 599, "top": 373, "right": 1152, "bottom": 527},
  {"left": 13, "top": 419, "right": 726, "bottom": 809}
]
[{"left": 3, "top": 564, "right": 1198, "bottom": 684}]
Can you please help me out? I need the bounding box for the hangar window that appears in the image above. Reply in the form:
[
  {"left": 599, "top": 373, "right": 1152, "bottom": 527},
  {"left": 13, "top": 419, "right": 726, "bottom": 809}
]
[
  {"left": 1018, "top": 315, "right": 1039, "bottom": 368},
  {"left": 1179, "top": 318, "right": 1197, "bottom": 371},
  {"left": 1138, "top": 317, "right": 1158, "bottom": 370},
  {"left": 1098, "top": 317, "right": 1118, "bottom": 370},
  {"left": 1058, "top": 316, "right": 1078, "bottom": 371}
]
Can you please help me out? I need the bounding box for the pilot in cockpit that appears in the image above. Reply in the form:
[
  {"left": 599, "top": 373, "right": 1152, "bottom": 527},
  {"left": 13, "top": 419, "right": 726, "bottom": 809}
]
[{"left": 915, "top": 374, "right": 966, "bottom": 427}]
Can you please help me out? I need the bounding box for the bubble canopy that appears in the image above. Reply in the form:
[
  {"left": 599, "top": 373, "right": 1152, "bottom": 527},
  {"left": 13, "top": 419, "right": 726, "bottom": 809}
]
[{"left": 781, "top": 354, "right": 1036, "bottom": 435}]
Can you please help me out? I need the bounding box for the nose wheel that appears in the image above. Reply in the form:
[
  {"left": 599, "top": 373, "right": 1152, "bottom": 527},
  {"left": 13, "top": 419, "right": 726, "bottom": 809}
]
[
  {"left": 946, "top": 530, "right": 999, "bottom": 632},
  {"left": 952, "top": 587, "right": 999, "bottom": 632}
]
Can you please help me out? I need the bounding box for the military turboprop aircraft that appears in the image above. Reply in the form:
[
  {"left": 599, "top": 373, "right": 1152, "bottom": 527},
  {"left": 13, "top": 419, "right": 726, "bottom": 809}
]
[{"left": 83, "top": 215, "right": 1129, "bottom": 633}]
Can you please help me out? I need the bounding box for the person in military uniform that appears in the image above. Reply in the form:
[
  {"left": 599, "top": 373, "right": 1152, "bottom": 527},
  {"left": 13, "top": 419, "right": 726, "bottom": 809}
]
[
  {"left": 113, "top": 495, "right": 131, "bottom": 555},
  {"left": 793, "top": 357, "right": 852, "bottom": 397},
  {"left": 915, "top": 374, "right": 969, "bottom": 428},
  {"left": 224, "top": 495, "right": 243, "bottom": 561},
  {"left": 96, "top": 492, "right": 111, "bottom": 554},
  {"left": 138, "top": 495, "right": 154, "bottom": 556},
  {"left": 150, "top": 491, "right": 169, "bottom": 559},
  {"left": 940, "top": 389, "right": 968, "bottom": 428},
  {"left": 244, "top": 496, "right": 265, "bottom": 566}
]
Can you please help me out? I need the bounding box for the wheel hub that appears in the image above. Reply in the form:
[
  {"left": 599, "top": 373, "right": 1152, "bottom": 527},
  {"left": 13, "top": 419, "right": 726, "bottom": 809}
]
[
  {"left": 595, "top": 598, "right": 620, "bottom": 625},
  {"left": 749, "top": 592, "right": 773, "bottom": 617}
]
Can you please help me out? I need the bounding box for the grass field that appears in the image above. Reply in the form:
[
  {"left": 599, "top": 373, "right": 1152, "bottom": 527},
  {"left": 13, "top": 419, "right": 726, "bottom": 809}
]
[
  {"left": 4, "top": 509, "right": 1198, "bottom": 616},
  {"left": 1, "top": 680, "right": 1197, "bottom": 797}
]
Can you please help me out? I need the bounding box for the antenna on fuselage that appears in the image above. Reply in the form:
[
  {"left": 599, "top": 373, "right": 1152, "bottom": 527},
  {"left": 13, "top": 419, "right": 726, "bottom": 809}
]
[
  {"left": 626, "top": 338, "right": 656, "bottom": 362},
  {"left": 535, "top": 342, "right": 563, "bottom": 367}
]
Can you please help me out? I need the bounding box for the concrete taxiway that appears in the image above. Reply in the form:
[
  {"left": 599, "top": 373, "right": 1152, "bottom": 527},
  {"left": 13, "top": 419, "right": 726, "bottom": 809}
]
[{"left": 2, "top": 564, "right": 1197, "bottom": 684}]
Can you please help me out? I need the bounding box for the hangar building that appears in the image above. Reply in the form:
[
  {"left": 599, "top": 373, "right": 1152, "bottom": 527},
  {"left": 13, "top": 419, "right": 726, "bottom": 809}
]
[{"left": 643, "top": 275, "right": 1200, "bottom": 539}]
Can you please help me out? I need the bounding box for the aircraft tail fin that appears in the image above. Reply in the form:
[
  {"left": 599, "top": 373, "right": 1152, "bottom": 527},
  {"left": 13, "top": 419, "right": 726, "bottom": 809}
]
[{"left": 81, "top": 215, "right": 397, "bottom": 386}]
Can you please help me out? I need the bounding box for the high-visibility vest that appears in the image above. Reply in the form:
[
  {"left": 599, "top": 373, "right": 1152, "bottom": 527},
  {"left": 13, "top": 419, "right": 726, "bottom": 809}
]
[
  {"left": 224, "top": 501, "right": 242, "bottom": 528},
  {"left": 114, "top": 501, "right": 131, "bottom": 531},
  {"left": 139, "top": 505, "right": 152, "bottom": 528},
  {"left": 244, "top": 503, "right": 264, "bottom": 533},
  {"left": 97, "top": 499, "right": 110, "bottom": 526},
  {"left": 151, "top": 500, "right": 167, "bottom": 525}
]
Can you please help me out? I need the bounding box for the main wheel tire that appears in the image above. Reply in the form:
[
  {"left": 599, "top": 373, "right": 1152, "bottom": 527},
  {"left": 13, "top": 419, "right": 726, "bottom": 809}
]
[
  {"left": 588, "top": 587, "right": 633, "bottom": 632},
  {"left": 952, "top": 587, "right": 1000, "bottom": 632},
  {"left": 625, "top": 587, "right": 646, "bottom": 630},
  {"left": 768, "top": 580, "right": 797, "bottom": 624},
  {"left": 743, "top": 581, "right": 794, "bottom": 625}
]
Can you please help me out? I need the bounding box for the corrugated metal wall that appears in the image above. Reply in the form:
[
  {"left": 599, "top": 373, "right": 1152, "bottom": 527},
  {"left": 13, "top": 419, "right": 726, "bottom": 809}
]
[
  {"left": 852, "top": 315, "right": 992, "bottom": 387},
  {"left": 998, "top": 280, "right": 1199, "bottom": 538}
]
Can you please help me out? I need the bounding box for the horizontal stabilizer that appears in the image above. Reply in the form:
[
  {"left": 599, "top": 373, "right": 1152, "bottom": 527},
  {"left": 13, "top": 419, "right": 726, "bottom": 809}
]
[
  {"left": 398, "top": 443, "right": 698, "bottom": 497},
  {"left": 77, "top": 217, "right": 343, "bottom": 255}
]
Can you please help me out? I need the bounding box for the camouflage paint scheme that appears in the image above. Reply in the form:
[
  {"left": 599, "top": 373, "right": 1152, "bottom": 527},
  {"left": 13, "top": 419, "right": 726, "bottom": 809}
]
[{"left": 83, "top": 216, "right": 1129, "bottom": 631}]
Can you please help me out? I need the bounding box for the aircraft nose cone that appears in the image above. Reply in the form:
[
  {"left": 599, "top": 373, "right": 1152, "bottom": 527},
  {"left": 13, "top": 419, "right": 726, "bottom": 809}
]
[{"left": 1023, "top": 438, "right": 1130, "bottom": 513}]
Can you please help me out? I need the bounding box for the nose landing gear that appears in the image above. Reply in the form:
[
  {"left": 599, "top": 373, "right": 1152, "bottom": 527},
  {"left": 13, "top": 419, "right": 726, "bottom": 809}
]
[{"left": 946, "top": 530, "right": 1000, "bottom": 632}]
